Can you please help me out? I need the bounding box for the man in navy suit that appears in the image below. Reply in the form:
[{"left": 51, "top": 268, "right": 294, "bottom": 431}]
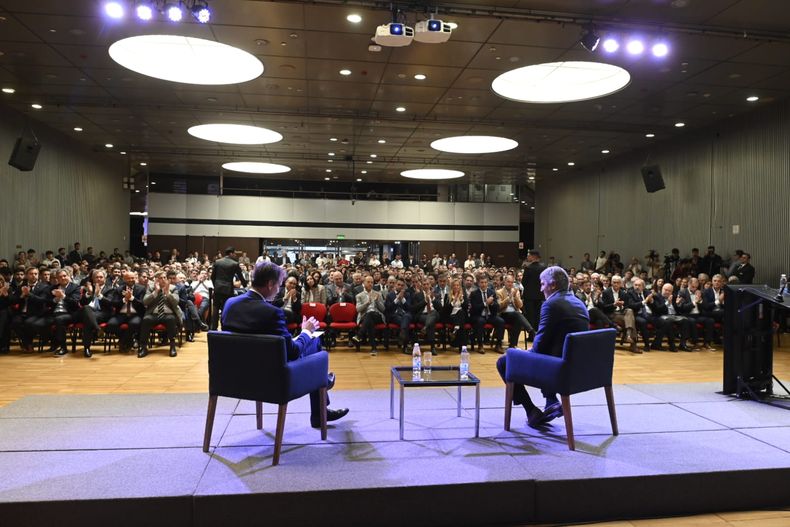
[
  {"left": 497, "top": 266, "right": 590, "bottom": 427},
  {"left": 221, "top": 261, "right": 349, "bottom": 428}
]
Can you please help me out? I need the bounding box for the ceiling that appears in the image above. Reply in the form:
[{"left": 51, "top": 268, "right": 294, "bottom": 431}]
[{"left": 1, "top": 0, "right": 790, "bottom": 187}]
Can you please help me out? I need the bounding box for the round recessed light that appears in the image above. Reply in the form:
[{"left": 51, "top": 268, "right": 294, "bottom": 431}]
[
  {"left": 140, "top": 162, "right": 147, "bottom": 166},
  {"left": 356, "top": 178, "right": 362, "bottom": 182},
  {"left": 602, "top": 38, "right": 620, "bottom": 53},
  {"left": 370, "top": 154, "right": 377, "bottom": 158},
  {"left": 601, "top": 149, "right": 610, "bottom": 154},
  {"left": 222, "top": 162, "right": 291, "bottom": 174},
  {"left": 188, "top": 124, "right": 282, "bottom": 145},
  {"left": 328, "top": 152, "right": 335, "bottom": 156},
  {"left": 552, "top": 168, "right": 558, "bottom": 172},
  {"left": 626, "top": 40, "right": 645, "bottom": 55},
  {"left": 2, "top": 87, "right": 15, "bottom": 94},
  {"left": 377, "top": 139, "right": 386, "bottom": 144},
  {"left": 675, "top": 122, "right": 685, "bottom": 127},
  {"left": 361, "top": 170, "right": 367, "bottom": 174},
  {"left": 414, "top": 73, "right": 426, "bottom": 80},
  {"left": 447, "top": 22, "right": 458, "bottom": 29},
  {"left": 347, "top": 14, "right": 362, "bottom": 23},
  {"left": 492, "top": 61, "right": 630, "bottom": 104},
  {"left": 73, "top": 127, "right": 83, "bottom": 132},
  {"left": 401, "top": 169, "right": 465, "bottom": 180},
  {"left": 395, "top": 106, "right": 406, "bottom": 112},
  {"left": 330, "top": 137, "right": 338, "bottom": 142},
  {"left": 366, "top": 160, "right": 373, "bottom": 164},
  {"left": 746, "top": 96, "right": 759, "bottom": 102},
  {"left": 339, "top": 69, "right": 351, "bottom": 76},
  {"left": 645, "top": 133, "right": 655, "bottom": 138},
  {"left": 105, "top": 143, "right": 114, "bottom": 148},
  {"left": 109, "top": 35, "right": 264, "bottom": 85},
  {"left": 567, "top": 162, "right": 575, "bottom": 166},
  {"left": 431, "top": 135, "right": 518, "bottom": 154},
  {"left": 31, "top": 103, "right": 43, "bottom": 109},
  {"left": 120, "top": 151, "right": 127, "bottom": 155},
  {"left": 325, "top": 169, "right": 332, "bottom": 173},
  {"left": 652, "top": 43, "right": 669, "bottom": 58}
]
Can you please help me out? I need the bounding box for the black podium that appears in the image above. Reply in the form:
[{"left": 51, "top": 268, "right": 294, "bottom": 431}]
[{"left": 723, "top": 284, "right": 789, "bottom": 402}]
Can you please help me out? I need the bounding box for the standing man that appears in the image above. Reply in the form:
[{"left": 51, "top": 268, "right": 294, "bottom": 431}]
[
  {"left": 497, "top": 266, "right": 590, "bottom": 427},
  {"left": 211, "top": 247, "right": 247, "bottom": 330},
  {"left": 521, "top": 249, "right": 545, "bottom": 340},
  {"left": 221, "top": 262, "right": 349, "bottom": 428}
]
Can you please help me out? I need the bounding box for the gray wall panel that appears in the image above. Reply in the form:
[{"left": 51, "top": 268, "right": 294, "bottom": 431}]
[
  {"left": 536, "top": 99, "right": 790, "bottom": 284},
  {"left": 0, "top": 105, "right": 128, "bottom": 261}
]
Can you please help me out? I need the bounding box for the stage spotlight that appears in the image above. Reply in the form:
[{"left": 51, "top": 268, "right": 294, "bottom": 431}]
[
  {"left": 192, "top": 1, "right": 211, "bottom": 23},
  {"left": 104, "top": 1, "right": 124, "bottom": 19},
  {"left": 626, "top": 40, "right": 645, "bottom": 55},
  {"left": 651, "top": 42, "right": 669, "bottom": 57},
  {"left": 166, "top": 3, "right": 184, "bottom": 22},
  {"left": 602, "top": 38, "right": 619, "bottom": 53},
  {"left": 580, "top": 27, "right": 600, "bottom": 52},
  {"left": 136, "top": 2, "right": 154, "bottom": 21}
]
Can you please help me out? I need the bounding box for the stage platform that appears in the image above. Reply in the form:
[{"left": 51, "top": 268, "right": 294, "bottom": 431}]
[{"left": 1, "top": 383, "right": 789, "bottom": 527}]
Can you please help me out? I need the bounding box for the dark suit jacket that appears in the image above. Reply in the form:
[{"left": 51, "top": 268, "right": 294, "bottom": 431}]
[
  {"left": 469, "top": 286, "right": 499, "bottom": 318},
  {"left": 113, "top": 282, "right": 146, "bottom": 316},
  {"left": 733, "top": 263, "right": 755, "bottom": 284},
  {"left": 522, "top": 262, "right": 545, "bottom": 300},
  {"left": 598, "top": 287, "right": 627, "bottom": 314},
  {"left": 702, "top": 287, "right": 725, "bottom": 313},
  {"left": 11, "top": 281, "right": 53, "bottom": 316},
  {"left": 532, "top": 291, "right": 590, "bottom": 358},
  {"left": 221, "top": 290, "right": 316, "bottom": 360},
  {"left": 211, "top": 256, "right": 246, "bottom": 296},
  {"left": 49, "top": 282, "right": 82, "bottom": 315},
  {"left": 79, "top": 283, "right": 118, "bottom": 315},
  {"left": 385, "top": 290, "right": 412, "bottom": 319},
  {"left": 272, "top": 288, "right": 302, "bottom": 318}
]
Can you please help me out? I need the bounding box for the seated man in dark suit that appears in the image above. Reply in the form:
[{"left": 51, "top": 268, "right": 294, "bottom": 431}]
[
  {"left": 221, "top": 261, "right": 348, "bottom": 428},
  {"left": 496, "top": 266, "right": 590, "bottom": 427}
]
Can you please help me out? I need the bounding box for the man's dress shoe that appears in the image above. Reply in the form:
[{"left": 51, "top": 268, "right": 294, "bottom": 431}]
[
  {"left": 311, "top": 408, "right": 349, "bottom": 428},
  {"left": 327, "top": 372, "right": 336, "bottom": 390},
  {"left": 542, "top": 401, "right": 563, "bottom": 423}
]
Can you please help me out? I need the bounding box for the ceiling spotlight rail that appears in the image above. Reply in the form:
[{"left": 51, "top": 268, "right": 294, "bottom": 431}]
[
  {"left": 104, "top": 0, "right": 211, "bottom": 23},
  {"left": 273, "top": 0, "right": 790, "bottom": 44}
]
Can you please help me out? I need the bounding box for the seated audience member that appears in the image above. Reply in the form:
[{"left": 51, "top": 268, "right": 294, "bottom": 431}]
[
  {"left": 173, "top": 271, "right": 207, "bottom": 341},
  {"left": 597, "top": 275, "right": 638, "bottom": 348},
  {"left": 352, "top": 275, "right": 386, "bottom": 355},
  {"left": 302, "top": 273, "right": 327, "bottom": 304},
  {"left": 272, "top": 275, "right": 302, "bottom": 325},
  {"left": 107, "top": 270, "right": 146, "bottom": 353},
  {"left": 470, "top": 274, "right": 504, "bottom": 354},
  {"left": 575, "top": 278, "right": 613, "bottom": 330},
  {"left": 732, "top": 252, "right": 755, "bottom": 284},
  {"left": 221, "top": 261, "right": 348, "bottom": 428},
  {"left": 443, "top": 277, "right": 469, "bottom": 349},
  {"left": 497, "top": 274, "right": 533, "bottom": 348},
  {"left": 189, "top": 269, "right": 213, "bottom": 322},
  {"left": 78, "top": 269, "right": 117, "bottom": 358},
  {"left": 138, "top": 271, "right": 181, "bottom": 358},
  {"left": 385, "top": 278, "right": 412, "bottom": 353},
  {"left": 701, "top": 273, "right": 726, "bottom": 323},
  {"left": 325, "top": 271, "right": 355, "bottom": 306},
  {"left": 411, "top": 278, "right": 441, "bottom": 354},
  {"left": 10, "top": 267, "right": 52, "bottom": 353},
  {"left": 49, "top": 269, "right": 81, "bottom": 356},
  {"left": 0, "top": 272, "right": 12, "bottom": 353},
  {"left": 624, "top": 278, "right": 657, "bottom": 353},
  {"left": 464, "top": 255, "right": 476, "bottom": 270},
  {"left": 496, "top": 266, "right": 589, "bottom": 427},
  {"left": 678, "top": 277, "right": 716, "bottom": 350},
  {"left": 650, "top": 283, "right": 693, "bottom": 352}
]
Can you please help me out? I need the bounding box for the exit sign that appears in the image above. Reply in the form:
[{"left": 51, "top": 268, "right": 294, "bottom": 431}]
[{"left": 337, "top": 234, "right": 345, "bottom": 240}]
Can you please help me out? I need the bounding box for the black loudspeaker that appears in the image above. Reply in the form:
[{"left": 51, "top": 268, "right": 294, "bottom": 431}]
[
  {"left": 641, "top": 164, "right": 665, "bottom": 193},
  {"left": 8, "top": 137, "right": 41, "bottom": 171}
]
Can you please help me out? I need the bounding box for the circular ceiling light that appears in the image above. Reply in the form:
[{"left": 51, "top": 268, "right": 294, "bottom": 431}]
[
  {"left": 347, "top": 14, "right": 362, "bottom": 23},
  {"left": 222, "top": 162, "right": 291, "bottom": 174},
  {"left": 109, "top": 35, "right": 264, "bottom": 85},
  {"left": 492, "top": 61, "right": 630, "bottom": 104},
  {"left": 431, "top": 135, "right": 518, "bottom": 154},
  {"left": 746, "top": 95, "right": 759, "bottom": 102},
  {"left": 188, "top": 124, "right": 282, "bottom": 145},
  {"left": 401, "top": 169, "right": 465, "bottom": 180},
  {"left": 414, "top": 73, "right": 426, "bottom": 80}
]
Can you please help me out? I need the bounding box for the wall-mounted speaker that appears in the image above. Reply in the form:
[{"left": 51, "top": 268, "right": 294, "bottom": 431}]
[
  {"left": 641, "top": 164, "right": 665, "bottom": 193},
  {"left": 8, "top": 137, "right": 41, "bottom": 171}
]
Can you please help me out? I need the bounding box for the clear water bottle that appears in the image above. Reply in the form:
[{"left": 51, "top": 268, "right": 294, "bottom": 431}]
[
  {"left": 459, "top": 345, "right": 469, "bottom": 380},
  {"left": 423, "top": 348, "right": 432, "bottom": 374},
  {"left": 412, "top": 342, "right": 421, "bottom": 376},
  {"left": 780, "top": 274, "right": 787, "bottom": 294}
]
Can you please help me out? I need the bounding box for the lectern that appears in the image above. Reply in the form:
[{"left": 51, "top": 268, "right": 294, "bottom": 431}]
[{"left": 723, "top": 285, "right": 789, "bottom": 402}]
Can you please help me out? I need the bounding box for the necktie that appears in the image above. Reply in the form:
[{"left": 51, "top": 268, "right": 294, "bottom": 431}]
[{"left": 154, "top": 291, "right": 167, "bottom": 318}]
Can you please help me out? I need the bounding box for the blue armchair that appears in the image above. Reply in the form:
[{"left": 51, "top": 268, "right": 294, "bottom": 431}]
[
  {"left": 504, "top": 328, "right": 618, "bottom": 450},
  {"left": 203, "top": 331, "right": 329, "bottom": 465}
]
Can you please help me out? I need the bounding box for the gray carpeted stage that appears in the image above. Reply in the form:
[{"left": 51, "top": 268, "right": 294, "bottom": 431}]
[{"left": 1, "top": 383, "right": 789, "bottom": 527}]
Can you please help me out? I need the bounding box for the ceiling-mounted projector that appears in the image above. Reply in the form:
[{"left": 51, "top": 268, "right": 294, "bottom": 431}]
[
  {"left": 414, "top": 19, "right": 452, "bottom": 43},
  {"left": 374, "top": 23, "right": 414, "bottom": 47}
]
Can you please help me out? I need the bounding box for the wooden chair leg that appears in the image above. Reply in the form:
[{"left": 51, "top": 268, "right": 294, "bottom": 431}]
[
  {"left": 273, "top": 403, "right": 288, "bottom": 466},
  {"left": 319, "top": 387, "right": 328, "bottom": 440},
  {"left": 604, "top": 385, "right": 619, "bottom": 436},
  {"left": 203, "top": 395, "right": 218, "bottom": 453},
  {"left": 256, "top": 401, "right": 263, "bottom": 430},
  {"left": 561, "top": 395, "right": 574, "bottom": 451},
  {"left": 504, "top": 382, "right": 514, "bottom": 431}
]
